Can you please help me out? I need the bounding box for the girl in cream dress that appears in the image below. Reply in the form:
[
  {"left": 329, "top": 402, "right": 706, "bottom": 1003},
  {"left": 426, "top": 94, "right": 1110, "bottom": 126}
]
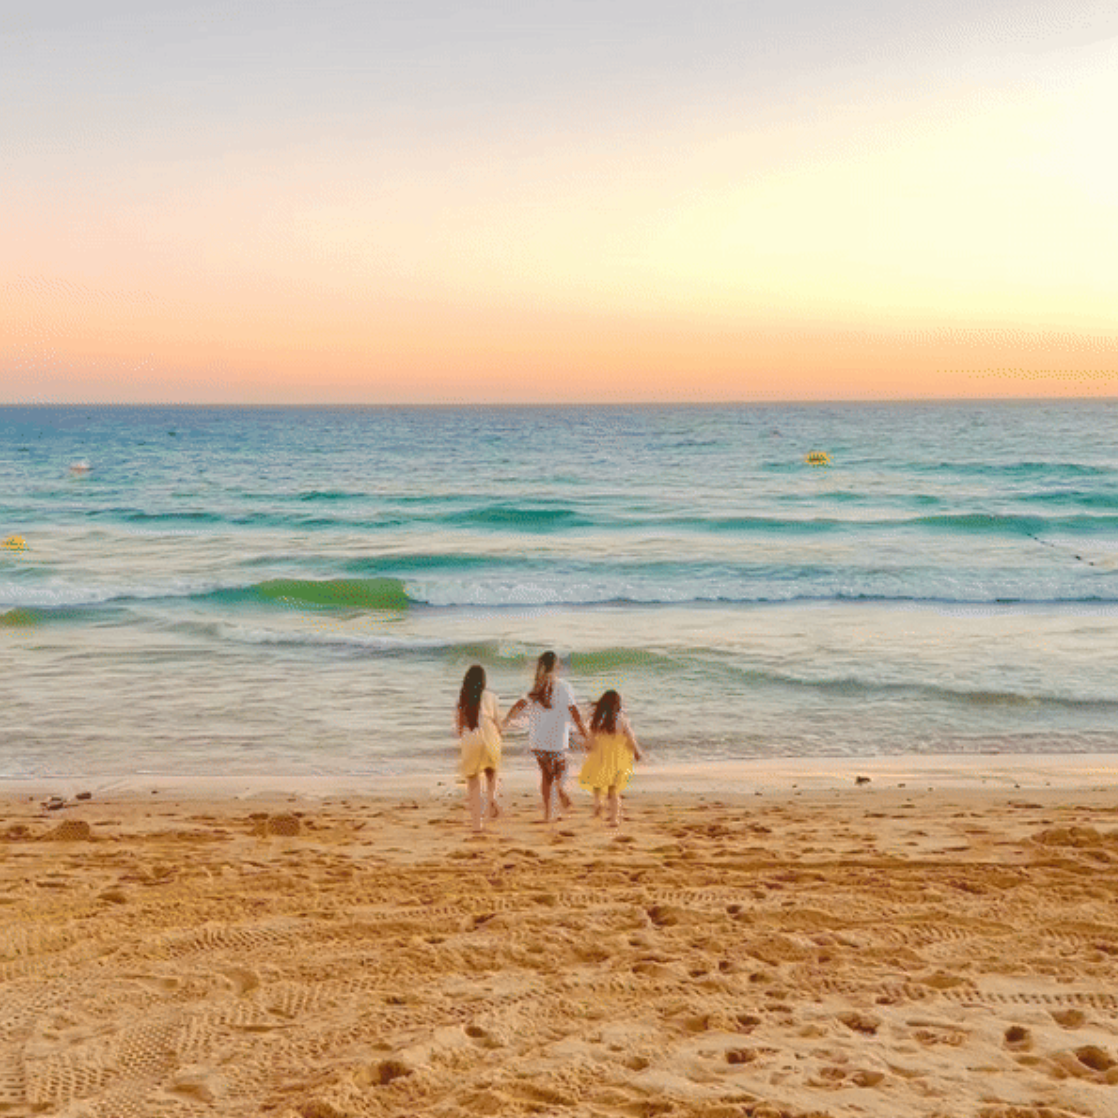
[
  {"left": 503, "top": 651, "right": 590, "bottom": 823},
  {"left": 455, "top": 665, "right": 503, "bottom": 832},
  {"left": 579, "top": 690, "right": 642, "bottom": 827}
]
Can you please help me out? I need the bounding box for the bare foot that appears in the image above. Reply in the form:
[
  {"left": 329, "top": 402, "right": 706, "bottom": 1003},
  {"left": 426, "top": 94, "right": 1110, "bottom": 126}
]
[
  {"left": 487, "top": 801, "right": 501, "bottom": 819},
  {"left": 558, "top": 789, "right": 572, "bottom": 811}
]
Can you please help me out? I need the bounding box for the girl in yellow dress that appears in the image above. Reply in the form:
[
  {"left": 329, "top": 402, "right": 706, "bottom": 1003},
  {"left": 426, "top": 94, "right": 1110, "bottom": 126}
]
[
  {"left": 579, "top": 690, "right": 643, "bottom": 827},
  {"left": 455, "top": 665, "right": 503, "bottom": 832}
]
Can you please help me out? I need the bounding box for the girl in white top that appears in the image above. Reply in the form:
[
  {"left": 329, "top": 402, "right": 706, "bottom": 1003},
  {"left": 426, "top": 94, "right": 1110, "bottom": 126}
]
[
  {"left": 504, "top": 650, "right": 589, "bottom": 822},
  {"left": 455, "top": 664, "right": 503, "bottom": 832}
]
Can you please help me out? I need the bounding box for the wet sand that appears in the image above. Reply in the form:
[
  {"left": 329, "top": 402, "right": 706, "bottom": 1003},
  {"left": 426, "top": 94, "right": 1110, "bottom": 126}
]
[{"left": 3, "top": 757, "right": 1118, "bottom": 1118}]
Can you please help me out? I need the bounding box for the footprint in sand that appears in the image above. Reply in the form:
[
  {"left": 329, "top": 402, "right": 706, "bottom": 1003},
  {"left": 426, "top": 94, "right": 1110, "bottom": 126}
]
[
  {"left": 221, "top": 967, "right": 261, "bottom": 996},
  {"left": 360, "top": 1058, "right": 414, "bottom": 1086},
  {"left": 838, "top": 1012, "right": 881, "bottom": 1036},
  {"left": 464, "top": 1023, "right": 503, "bottom": 1049},
  {"left": 1035, "top": 1044, "right": 1118, "bottom": 1084}
]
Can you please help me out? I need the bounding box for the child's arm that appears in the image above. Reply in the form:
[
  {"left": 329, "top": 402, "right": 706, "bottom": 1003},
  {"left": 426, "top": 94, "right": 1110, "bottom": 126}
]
[
  {"left": 486, "top": 691, "right": 505, "bottom": 730},
  {"left": 568, "top": 703, "right": 590, "bottom": 744},
  {"left": 622, "top": 716, "right": 643, "bottom": 762}
]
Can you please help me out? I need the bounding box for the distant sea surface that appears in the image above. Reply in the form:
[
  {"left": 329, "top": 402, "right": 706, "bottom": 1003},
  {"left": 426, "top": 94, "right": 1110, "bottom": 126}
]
[{"left": 2, "top": 402, "right": 1117, "bottom": 780}]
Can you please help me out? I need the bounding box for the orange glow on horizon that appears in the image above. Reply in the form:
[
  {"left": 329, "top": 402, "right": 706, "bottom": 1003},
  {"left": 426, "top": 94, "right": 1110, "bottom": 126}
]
[
  {"left": 5, "top": 266, "right": 1115, "bottom": 405},
  {"left": 5, "top": 19, "right": 1115, "bottom": 404}
]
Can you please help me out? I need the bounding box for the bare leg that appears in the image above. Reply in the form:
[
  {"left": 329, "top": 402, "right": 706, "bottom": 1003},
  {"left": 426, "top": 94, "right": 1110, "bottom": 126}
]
[
  {"left": 540, "top": 772, "right": 553, "bottom": 822},
  {"left": 466, "top": 775, "right": 483, "bottom": 832},
  {"left": 607, "top": 785, "right": 620, "bottom": 828},
  {"left": 591, "top": 789, "right": 603, "bottom": 818},
  {"left": 484, "top": 769, "right": 500, "bottom": 818},
  {"left": 557, "top": 777, "right": 572, "bottom": 813}
]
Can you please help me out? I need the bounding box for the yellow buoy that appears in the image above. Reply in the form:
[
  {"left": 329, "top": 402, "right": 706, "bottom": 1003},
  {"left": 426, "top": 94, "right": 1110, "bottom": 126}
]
[
  {"left": 804, "top": 450, "right": 831, "bottom": 466},
  {"left": 2, "top": 535, "right": 26, "bottom": 551}
]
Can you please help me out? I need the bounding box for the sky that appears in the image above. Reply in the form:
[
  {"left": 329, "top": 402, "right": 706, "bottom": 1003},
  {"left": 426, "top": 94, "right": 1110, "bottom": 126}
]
[{"left": 3, "top": 0, "right": 1117, "bottom": 404}]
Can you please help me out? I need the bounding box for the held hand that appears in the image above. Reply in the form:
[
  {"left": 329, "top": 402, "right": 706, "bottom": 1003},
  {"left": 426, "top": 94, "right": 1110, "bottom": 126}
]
[{"left": 503, "top": 699, "right": 528, "bottom": 731}]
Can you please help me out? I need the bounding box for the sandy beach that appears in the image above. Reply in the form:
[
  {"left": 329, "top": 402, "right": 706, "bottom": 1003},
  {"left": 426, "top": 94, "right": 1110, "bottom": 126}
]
[{"left": 3, "top": 757, "right": 1118, "bottom": 1118}]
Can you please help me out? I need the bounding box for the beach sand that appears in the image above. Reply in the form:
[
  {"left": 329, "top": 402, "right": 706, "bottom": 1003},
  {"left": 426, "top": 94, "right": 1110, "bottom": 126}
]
[{"left": 3, "top": 757, "right": 1118, "bottom": 1118}]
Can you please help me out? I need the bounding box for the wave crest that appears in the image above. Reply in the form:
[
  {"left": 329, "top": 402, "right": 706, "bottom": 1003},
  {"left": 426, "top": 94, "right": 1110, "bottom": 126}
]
[{"left": 250, "top": 577, "right": 411, "bottom": 610}]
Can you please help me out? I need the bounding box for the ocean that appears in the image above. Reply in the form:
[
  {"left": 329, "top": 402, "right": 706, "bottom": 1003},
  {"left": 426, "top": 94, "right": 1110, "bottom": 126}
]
[{"left": 2, "top": 402, "right": 1117, "bottom": 780}]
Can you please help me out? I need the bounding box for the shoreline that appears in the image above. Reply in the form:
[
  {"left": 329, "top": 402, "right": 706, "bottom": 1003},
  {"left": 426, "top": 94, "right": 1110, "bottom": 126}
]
[{"left": 4, "top": 750, "right": 1117, "bottom": 803}]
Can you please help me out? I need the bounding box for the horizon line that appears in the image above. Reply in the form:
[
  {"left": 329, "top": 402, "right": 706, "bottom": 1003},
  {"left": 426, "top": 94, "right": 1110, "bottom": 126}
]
[{"left": 2, "top": 396, "right": 1117, "bottom": 410}]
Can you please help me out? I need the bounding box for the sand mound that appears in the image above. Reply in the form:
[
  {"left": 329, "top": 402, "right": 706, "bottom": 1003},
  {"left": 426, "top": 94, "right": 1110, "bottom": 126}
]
[
  {"left": 266, "top": 812, "right": 303, "bottom": 836},
  {"left": 44, "top": 818, "right": 93, "bottom": 841}
]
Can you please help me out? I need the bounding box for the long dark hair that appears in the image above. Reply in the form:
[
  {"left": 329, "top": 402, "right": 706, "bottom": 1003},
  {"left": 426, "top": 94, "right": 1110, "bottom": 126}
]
[
  {"left": 528, "top": 650, "right": 558, "bottom": 709},
  {"left": 457, "top": 665, "right": 486, "bottom": 731},
  {"left": 590, "top": 690, "right": 621, "bottom": 734}
]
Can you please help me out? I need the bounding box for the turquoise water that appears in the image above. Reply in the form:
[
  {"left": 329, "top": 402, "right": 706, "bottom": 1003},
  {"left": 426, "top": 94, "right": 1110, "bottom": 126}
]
[{"left": 2, "top": 402, "right": 1117, "bottom": 778}]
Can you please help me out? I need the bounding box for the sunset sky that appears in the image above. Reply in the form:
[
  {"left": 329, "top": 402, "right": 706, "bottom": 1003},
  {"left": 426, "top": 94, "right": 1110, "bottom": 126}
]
[{"left": 4, "top": 0, "right": 1117, "bottom": 403}]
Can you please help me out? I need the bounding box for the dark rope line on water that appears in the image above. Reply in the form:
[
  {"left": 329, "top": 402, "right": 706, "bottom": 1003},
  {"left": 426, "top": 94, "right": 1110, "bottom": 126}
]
[{"left": 1027, "top": 532, "right": 1109, "bottom": 568}]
